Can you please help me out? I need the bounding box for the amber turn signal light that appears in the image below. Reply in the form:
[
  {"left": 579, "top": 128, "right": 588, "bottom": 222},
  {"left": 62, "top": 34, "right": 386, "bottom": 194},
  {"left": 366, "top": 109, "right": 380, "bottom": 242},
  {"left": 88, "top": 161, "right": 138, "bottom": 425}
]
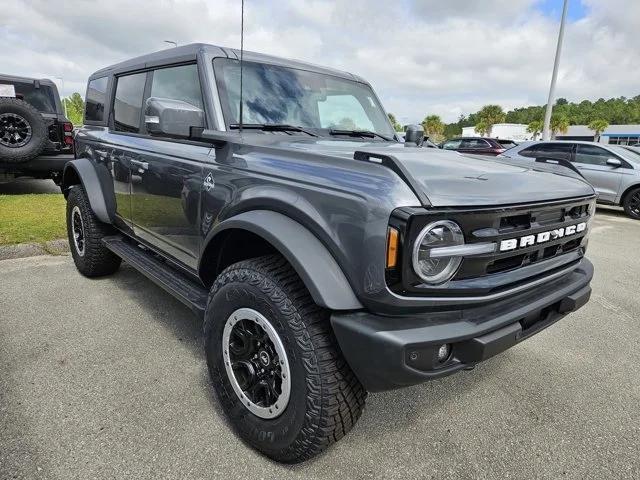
[{"left": 386, "top": 227, "right": 399, "bottom": 268}]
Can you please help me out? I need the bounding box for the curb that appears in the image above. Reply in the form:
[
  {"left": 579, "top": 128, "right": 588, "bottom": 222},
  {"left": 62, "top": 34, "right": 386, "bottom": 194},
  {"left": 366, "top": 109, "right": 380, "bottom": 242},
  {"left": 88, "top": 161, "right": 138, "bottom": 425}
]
[{"left": 0, "top": 239, "right": 69, "bottom": 261}]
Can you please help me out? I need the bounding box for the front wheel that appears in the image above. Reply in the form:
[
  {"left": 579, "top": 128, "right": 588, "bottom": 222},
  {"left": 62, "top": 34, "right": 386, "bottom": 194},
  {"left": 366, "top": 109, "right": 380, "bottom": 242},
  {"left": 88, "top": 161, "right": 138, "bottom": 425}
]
[
  {"left": 623, "top": 187, "right": 640, "bottom": 220},
  {"left": 204, "top": 255, "right": 366, "bottom": 463}
]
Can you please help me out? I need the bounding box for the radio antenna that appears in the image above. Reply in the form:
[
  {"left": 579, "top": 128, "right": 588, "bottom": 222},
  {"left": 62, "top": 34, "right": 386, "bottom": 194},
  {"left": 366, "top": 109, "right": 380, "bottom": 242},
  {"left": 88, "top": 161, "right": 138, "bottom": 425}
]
[{"left": 239, "top": 0, "right": 245, "bottom": 134}]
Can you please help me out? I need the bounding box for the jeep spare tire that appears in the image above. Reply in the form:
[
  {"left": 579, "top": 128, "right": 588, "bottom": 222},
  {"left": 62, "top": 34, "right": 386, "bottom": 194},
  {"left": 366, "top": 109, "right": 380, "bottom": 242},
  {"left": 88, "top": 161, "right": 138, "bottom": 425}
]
[{"left": 0, "top": 97, "right": 47, "bottom": 163}]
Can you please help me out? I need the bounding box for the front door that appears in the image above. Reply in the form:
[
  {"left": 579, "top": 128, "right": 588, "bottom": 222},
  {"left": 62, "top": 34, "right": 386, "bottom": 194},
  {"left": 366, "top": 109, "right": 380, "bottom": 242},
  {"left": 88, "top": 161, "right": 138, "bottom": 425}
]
[
  {"left": 127, "top": 63, "right": 210, "bottom": 269},
  {"left": 572, "top": 144, "right": 624, "bottom": 203}
]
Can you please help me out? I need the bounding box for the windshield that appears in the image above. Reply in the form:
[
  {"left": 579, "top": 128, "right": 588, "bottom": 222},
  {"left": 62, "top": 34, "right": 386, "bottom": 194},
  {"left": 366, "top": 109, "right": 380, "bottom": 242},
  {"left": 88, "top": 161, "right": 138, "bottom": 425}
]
[
  {"left": 213, "top": 58, "right": 394, "bottom": 137},
  {"left": 616, "top": 145, "right": 640, "bottom": 160}
]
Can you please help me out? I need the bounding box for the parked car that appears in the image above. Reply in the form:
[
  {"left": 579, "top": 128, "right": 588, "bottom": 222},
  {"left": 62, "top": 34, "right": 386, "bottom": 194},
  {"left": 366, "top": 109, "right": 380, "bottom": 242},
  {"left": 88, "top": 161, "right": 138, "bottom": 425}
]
[
  {"left": 0, "top": 74, "right": 74, "bottom": 185},
  {"left": 63, "top": 44, "right": 595, "bottom": 462},
  {"left": 499, "top": 141, "right": 640, "bottom": 219},
  {"left": 440, "top": 137, "right": 517, "bottom": 156}
]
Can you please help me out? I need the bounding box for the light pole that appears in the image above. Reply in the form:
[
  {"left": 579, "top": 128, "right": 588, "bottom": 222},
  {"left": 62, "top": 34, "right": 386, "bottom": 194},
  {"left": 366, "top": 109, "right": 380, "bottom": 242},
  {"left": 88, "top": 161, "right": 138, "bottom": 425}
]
[
  {"left": 542, "top": 0, "right": 569, "bottom": 141},
  {"left": 164, "top": 40, "right": 178, "bottom": 48}
]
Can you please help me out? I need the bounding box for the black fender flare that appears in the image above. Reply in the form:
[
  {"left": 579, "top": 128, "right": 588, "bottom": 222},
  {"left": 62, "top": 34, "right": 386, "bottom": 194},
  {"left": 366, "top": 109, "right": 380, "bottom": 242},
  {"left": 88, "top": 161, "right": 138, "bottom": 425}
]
[
  {"left": 200, "top": 210, "right": 363, "bottom": 311},
  {"left": 62, "top": 158, "right": 115, "bottom": 224}
]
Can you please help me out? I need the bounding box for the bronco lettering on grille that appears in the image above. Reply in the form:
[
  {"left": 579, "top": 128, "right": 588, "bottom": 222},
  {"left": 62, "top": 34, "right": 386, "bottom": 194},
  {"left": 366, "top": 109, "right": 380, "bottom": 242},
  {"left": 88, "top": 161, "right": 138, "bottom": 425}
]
[{"left": 499, "top": 222, "right": 587, "bottom": 252}]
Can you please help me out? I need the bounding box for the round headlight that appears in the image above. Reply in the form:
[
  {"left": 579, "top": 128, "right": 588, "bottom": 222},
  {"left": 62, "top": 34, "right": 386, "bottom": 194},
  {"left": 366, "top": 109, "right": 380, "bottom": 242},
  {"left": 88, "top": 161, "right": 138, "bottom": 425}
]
[{"left": 412, "top": 220, "right": 464, "bottom": 284}]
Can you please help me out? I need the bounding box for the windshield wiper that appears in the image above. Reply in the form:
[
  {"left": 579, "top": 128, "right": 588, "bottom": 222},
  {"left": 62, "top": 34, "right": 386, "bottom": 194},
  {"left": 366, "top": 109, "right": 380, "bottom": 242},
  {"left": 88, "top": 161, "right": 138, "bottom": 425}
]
[
  {"left": 329, "top": 129, "right": 393, "bottom": 142},
  {"left": 229, "top": 123, "right": 318, "bottom": 137}
]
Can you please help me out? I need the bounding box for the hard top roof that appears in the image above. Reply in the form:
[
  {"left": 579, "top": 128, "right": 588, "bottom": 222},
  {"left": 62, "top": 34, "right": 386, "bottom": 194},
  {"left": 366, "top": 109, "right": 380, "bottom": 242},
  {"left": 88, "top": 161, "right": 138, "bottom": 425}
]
[
  {"left": 89, "top": 43, "right": 367, "bottom": 83},
  {"left": 0, "top": 73, "right": 57, "bottom": 87}
]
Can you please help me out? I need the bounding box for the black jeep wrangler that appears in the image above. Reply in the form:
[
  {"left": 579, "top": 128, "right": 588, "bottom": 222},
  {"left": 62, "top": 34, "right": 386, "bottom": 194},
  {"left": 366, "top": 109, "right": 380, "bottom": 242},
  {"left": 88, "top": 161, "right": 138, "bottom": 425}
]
[
  {"left": 63, "top": 44, "right": 595, "bottom": 463},
  {"left": 0, "top": 74, "right": 74, "bottom": 184}
]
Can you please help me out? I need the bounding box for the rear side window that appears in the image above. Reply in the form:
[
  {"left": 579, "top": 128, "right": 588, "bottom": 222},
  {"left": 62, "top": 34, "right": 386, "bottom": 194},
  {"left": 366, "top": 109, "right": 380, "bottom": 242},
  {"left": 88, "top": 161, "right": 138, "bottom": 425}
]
[
  {"left": 85, "top": 77, "right": 109, "bottom": 123},
  {"left": 533, "top": 143, "right": 572, "bottom": 161},
  {"left": 461, "top": 139, "right": 489, "bottom": 149},
  {"left": 12, "top": 82, "right": 56, "bottom": 113},
  {"left": 150, "top": 64, "right": 204, "bottom": 109},
  {"left": 113, "top": 72, "right": 147, "bottom": 133},
  {"left": 519, "top": 145, "right": 539, "bottom": 158}
]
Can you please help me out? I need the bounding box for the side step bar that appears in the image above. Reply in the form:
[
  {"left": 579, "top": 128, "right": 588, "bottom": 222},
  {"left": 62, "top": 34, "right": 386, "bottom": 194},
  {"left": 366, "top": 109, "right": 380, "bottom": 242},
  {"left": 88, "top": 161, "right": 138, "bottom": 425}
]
[{"left": 102, "top": 236, "right": 208, "bottom": 319}]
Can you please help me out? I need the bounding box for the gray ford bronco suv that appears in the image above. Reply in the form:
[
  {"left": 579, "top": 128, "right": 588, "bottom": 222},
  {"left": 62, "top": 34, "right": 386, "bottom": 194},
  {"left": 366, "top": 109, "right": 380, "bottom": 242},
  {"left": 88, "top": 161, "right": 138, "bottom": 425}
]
[{"left": 63, "top": 44, "right": 595, "bottom": 463}]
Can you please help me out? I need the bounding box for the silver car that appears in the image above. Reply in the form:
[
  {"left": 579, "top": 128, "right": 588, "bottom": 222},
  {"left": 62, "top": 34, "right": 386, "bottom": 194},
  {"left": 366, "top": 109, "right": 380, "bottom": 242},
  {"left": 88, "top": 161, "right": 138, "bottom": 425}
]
[{"left": 499, "top": 141, "right": 640, "bottom": 219}]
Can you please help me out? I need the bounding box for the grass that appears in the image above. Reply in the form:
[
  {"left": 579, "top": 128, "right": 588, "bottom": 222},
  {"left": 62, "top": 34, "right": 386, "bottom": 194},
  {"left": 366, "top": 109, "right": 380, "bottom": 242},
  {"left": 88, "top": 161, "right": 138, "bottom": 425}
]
[{"left": 0, "top": 194, "right": 66, "bottom": 245}]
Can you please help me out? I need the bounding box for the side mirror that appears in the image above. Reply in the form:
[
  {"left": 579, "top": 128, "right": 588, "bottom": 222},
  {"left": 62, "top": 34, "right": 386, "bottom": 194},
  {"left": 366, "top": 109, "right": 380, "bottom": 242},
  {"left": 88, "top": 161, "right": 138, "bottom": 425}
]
[
  {"left": 606, "top": 158, "right": 622, "bottom": 168},
  {"left": 404, "top": 124, "right": 425, "bottom": 147},
  {"left": 144, "top": 97, "right": 205, "bottom": 139}
]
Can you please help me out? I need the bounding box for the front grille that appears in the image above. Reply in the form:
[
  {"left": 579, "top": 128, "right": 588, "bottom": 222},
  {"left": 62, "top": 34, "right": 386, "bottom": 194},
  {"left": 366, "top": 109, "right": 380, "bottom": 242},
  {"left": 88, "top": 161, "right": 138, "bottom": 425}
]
[{"left": 392, "top": 196, "right": 595, "bottom": 298}]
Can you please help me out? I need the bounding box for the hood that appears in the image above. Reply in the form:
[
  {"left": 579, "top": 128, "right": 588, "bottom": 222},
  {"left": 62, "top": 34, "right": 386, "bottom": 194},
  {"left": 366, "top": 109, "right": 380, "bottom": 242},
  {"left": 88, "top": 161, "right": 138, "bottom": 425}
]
[{"left": 246, "top": 136, "right": 596, "bottom": 207}]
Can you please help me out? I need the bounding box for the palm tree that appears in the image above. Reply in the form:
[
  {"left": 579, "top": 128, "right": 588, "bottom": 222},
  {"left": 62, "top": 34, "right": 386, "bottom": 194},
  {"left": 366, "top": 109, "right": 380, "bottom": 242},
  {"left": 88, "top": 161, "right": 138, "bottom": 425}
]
[
  {"left": 526, "top": 120, "right": 544, "bottom": 140},
  {"left": 477, "top": 105, "right": 506, "bottom": 137},
  {"left": 588, "top": 119, "right": 609, "bottom": 142},
  {"left": 474, "top": 120, "right": 490, "bottom": 136},
  {"left": 421, "top": 115, "right": 445, "bottom": 143},
  {"left": 387, "top": 113, "right": 402, "bottom": 132},
  {"left": 550, "top": 114, "right": 570, "bottom": 139}
]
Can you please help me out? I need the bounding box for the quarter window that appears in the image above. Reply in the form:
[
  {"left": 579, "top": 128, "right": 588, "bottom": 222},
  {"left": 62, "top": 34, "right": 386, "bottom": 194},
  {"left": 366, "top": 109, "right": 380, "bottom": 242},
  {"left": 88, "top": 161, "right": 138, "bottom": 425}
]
[
  {"left": 574, "top": 145, "right": 618, "bottom": 166},
  {"left": 85, "top": 77, "right": 109, "bottom": 123},
  {"left": 113, "top": 72, "right": 147, "bottom": 133},
  {"left": 150, "top": 64, "right": 204, "bottom": 109}
]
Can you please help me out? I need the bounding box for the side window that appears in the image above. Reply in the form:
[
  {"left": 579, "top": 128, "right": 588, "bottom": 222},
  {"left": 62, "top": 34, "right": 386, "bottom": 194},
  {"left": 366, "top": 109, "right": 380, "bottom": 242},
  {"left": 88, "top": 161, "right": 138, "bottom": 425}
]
[
  {"left": 113, "top": 72, "right": 147, "bottom": 133},
  {"left": 575, "top": 145, "right": 617, "bottom": 166},
  {"left": 519, "top": 146, "right": 539, "bottom": 158},
  {"left": 535, "top": 143, "right": 572, "bottom": 161},
  {"left": 442, "top": 139, "right": 462, "bottom": 150},
  {"left": 85, "top": 77, "right": 109, "bottom": 123},
  {"left": 150, "top": 64, "right": 204, "bottom": 109}
]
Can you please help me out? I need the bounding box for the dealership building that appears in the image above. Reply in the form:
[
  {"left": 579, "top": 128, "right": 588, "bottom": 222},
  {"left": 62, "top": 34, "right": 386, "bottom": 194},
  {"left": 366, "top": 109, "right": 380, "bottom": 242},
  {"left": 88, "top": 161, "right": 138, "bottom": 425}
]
[{"left": 462, "top": 123, "right": 640, "bottom": 144}]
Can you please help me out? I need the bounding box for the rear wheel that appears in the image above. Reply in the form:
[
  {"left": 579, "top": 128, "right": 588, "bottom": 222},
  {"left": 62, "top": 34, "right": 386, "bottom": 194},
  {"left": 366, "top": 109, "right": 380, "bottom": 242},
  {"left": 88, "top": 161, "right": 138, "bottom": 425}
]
[
  {"left": 622, "top": 187, "right": 640, "bottom": 220},
  {"left": 204, "top": 255, "right": 366, "bottom": 463},
  {"left": 0, "top": 98, "right": 47, "bottom": 163},
  {"left": 66, "top": 185, "right": 121, "bottom": 276}
]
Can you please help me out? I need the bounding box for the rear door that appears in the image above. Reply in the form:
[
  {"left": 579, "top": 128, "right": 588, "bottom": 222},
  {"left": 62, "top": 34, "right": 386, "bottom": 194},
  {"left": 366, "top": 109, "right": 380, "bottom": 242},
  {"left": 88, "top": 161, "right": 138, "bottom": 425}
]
[{"left": 572, "top": 144, "right": 624, "bottom": 203}]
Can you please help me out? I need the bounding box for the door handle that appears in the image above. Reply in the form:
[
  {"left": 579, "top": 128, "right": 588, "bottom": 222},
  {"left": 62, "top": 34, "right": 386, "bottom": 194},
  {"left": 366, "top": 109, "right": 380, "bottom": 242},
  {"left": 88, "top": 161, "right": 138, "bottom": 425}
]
[{"left": 129, "top": 160, "right": 149, "bottom": 173}]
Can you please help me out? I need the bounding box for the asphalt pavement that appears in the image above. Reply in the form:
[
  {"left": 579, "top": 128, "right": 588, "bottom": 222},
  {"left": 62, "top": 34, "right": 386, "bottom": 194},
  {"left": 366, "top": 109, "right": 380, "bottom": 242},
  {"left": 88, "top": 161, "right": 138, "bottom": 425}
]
[{"left": 1, "top": 206, "right": 639, "bottom": 479}]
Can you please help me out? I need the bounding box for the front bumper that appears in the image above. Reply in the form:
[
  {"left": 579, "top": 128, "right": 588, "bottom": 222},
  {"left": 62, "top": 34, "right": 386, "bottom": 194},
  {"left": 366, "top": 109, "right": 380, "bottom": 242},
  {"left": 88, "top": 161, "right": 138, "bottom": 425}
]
[{"left": 331, "top": 258, "right": 593, "bottom": 392}]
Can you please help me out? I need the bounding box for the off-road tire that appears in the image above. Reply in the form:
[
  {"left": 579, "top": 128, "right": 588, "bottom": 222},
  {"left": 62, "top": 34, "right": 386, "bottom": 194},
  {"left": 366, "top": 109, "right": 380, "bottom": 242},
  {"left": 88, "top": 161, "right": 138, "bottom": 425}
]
[
  {"left": 0, "top": 98, "right": 47, "bottom": 163},
  {"left": 66, "top": 185, "right": 121, "bottom": 277},
  {"left": 622, "top": 187, "right": 640, "bottom": 220},
  {"left": 204, "top": 255, "right": 367, "bottom": 463}
]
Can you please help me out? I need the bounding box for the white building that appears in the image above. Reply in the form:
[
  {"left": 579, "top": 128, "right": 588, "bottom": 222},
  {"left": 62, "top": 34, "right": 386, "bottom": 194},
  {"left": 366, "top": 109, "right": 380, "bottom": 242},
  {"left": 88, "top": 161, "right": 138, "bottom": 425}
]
[
  {"left": 461, "top": 123, "right": 530, "bottom": 141},
  {"left": 461, "top": 123, "right": 640, "bottom": 145}
]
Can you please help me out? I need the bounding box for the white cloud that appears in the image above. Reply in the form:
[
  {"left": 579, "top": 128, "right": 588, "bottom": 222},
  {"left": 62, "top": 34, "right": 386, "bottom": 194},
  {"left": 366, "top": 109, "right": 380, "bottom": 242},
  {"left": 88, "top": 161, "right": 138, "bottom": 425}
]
[{"left": 0, "top": 0, "right": 637, "bottom": 122}]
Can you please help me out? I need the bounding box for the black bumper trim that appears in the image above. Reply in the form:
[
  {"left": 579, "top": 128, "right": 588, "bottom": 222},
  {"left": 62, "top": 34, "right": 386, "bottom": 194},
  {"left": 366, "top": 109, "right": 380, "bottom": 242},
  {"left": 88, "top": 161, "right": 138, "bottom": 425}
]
[{"left": 331, "top": 258, "right": 593, "bottom": 392}]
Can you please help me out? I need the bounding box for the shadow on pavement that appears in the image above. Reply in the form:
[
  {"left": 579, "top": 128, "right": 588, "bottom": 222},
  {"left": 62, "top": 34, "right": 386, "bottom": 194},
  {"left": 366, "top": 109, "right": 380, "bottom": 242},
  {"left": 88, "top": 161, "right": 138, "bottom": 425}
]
[{"left": 0, "top": 178, "right": 61, "bottom": 195}]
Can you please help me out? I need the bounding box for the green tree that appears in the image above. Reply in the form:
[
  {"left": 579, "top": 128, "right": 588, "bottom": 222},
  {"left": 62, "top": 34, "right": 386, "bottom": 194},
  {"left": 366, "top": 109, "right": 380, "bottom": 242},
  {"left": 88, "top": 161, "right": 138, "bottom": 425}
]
[
  {"left": 477, "top": 104, "right": 505, "bottom": 137},
  {"left": 526, "top": 120, "right": 544, "bottom": 140},
  {"left": 387, "top": 112, "right": 402, "bottom": 132},
  {"left": 550, "top": 114, "right": 570, "bottom": 139},
  {"left": 62, "top": 92, "right": 85, "bottom": 125},
  {"left": 421, "top": 115, "right": 445, "bottom": 143},
  {"left": 588, "top": 118, "right": 609, "bottom": 141}
]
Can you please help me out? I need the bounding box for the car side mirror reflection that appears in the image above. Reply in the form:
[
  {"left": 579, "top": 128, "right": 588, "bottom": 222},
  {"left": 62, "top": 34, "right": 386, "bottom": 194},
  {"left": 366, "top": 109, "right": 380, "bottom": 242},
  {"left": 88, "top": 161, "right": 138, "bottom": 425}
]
[
  {"left": 606, "top": 158, "right": 622, "bottom": 168},
  {"left": 144, "top": 97, "right": 205, "bottom": 139}
]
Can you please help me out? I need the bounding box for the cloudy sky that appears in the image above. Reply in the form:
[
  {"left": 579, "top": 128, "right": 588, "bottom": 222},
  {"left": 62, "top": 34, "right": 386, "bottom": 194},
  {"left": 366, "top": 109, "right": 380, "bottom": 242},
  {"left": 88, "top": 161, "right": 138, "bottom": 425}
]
[{"left": 1, "top": 0, "right": 638, "bottom": 123}]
